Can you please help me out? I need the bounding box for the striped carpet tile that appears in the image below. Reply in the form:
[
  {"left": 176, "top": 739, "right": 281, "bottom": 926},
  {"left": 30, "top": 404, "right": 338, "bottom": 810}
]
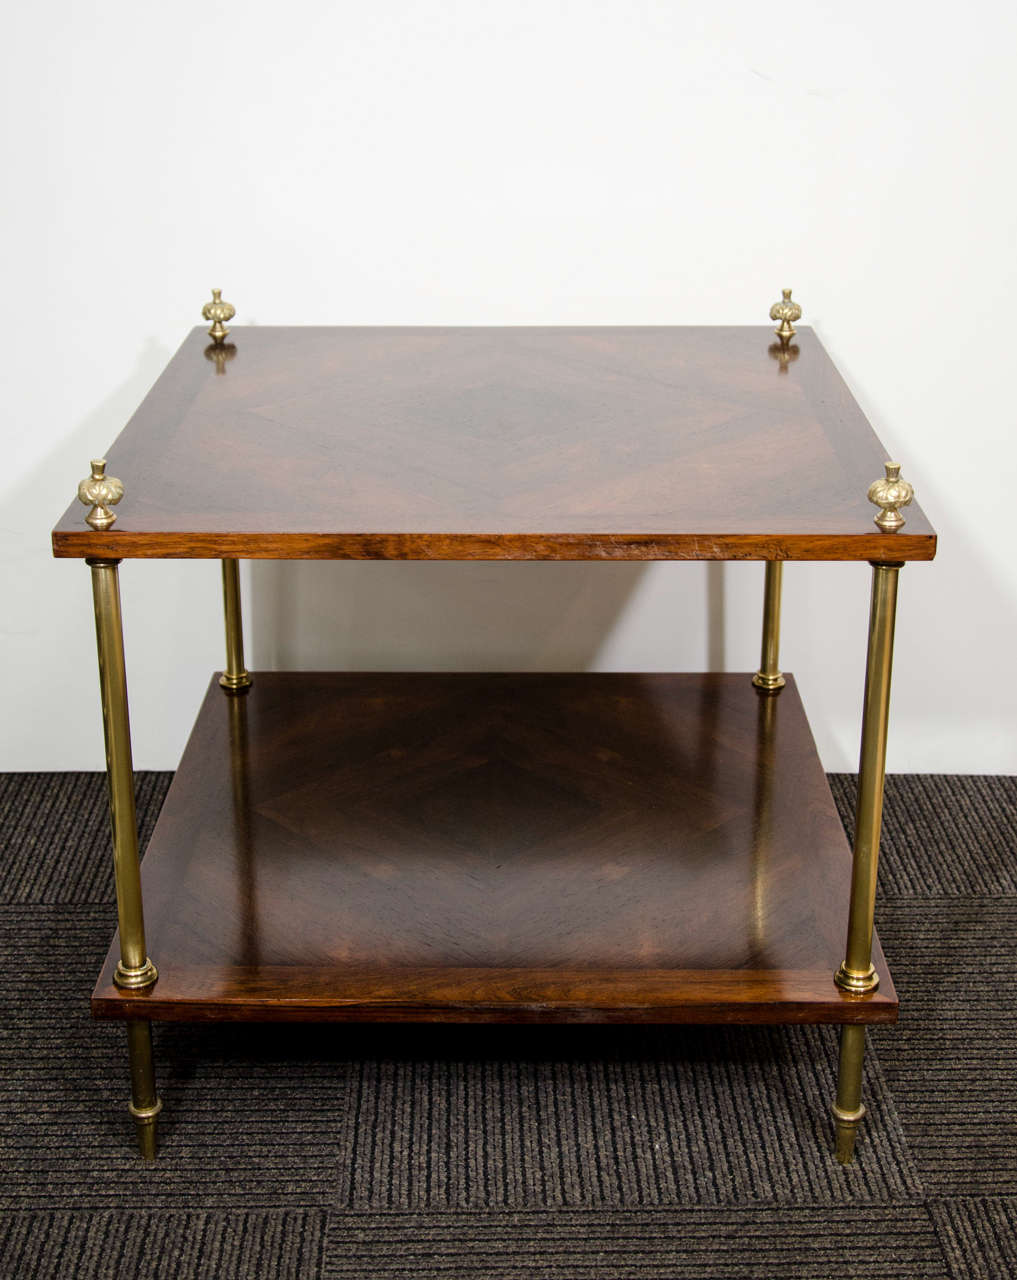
[
  {"left": 928, "top": 1198, "right": 1017, "bottom": 1280},
  {"left": 334, "top": 1023, "right": 920, "bottom": 1207},
  {"left": 0, "top": 773, "right": 171, "bottom": 903},
  {"left": 0, "top": 906, "right": 346, "bottom": 1210},
  {"left": 322, "top": 1208, "right": 950, "bottom": 1279},
  {"left": 828, "top": 774, "right": 1017, "bottom": 896},
  {"left": 0, "top": 1210, "right": 325, "bottom": 1280},
  {"left": 871, "top": 899, "right": 1017, "bottom": 1194}
]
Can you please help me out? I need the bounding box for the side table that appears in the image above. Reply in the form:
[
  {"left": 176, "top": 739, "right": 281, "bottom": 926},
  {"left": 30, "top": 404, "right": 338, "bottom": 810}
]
[{"left": 51, "top": 298, "right": 937, "bottom": 1165}]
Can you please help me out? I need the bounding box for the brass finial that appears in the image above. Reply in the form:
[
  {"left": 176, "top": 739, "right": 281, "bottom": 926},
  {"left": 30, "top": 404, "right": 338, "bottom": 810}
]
[
  {"left": 867, "top": 461, "right": 913, "bottom": 532},
  {"left": 78, "top": 458, "right": 124, "bottom": 530},
  {"left": 769, "top": 288, "right": 802, "bottom": 341},
  {"left": 202, "top": 288, "right": 235, "bottom": 344}
]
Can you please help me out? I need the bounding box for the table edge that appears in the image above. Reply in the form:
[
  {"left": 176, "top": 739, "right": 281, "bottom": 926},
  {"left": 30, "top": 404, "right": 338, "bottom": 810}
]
[{"left": 52, "top": 529, "right": 938, "bottom": 561}]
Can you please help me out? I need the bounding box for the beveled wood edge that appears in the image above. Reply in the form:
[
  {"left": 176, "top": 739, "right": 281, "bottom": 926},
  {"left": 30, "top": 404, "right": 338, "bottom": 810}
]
[
  {"left": 91, "top": 964, "right": 898, "bottom": 1026},
  {"left": 53, "top": 529, "right": 938, "bottom": 562}
]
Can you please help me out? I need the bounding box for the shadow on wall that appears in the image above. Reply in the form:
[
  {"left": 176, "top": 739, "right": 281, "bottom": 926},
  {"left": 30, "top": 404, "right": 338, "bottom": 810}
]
[
  {"left": 249, "top": 561, "right": 730, "bottom": 673},
  {"left": 251, "top": 561, "right": 649, "bottom": 672}
]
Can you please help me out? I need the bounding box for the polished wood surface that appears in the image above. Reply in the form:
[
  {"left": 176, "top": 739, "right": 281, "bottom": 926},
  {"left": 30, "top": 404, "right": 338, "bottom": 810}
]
[
  {"left": 92, "top": 672, "right": 897, "bottom": 1024},
  {"left": 54, "top": 327, "right": 936, "bottom": 562}
]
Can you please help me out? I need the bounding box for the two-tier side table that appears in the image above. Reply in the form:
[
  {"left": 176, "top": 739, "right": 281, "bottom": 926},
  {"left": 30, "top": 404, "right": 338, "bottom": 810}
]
[{"left": 51, "top": 301, "right": 937, "bottom": 1166}]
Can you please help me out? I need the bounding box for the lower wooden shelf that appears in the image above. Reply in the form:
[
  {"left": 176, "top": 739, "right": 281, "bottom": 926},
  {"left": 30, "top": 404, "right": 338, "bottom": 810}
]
[{"left": 92, "top": 672, "right": 896, "bottom": 1026}]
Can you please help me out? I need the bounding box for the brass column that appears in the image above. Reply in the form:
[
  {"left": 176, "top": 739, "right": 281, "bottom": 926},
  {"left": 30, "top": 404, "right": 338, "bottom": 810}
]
[
  {"left": 88, "top": 557, "right": 161, "bottom": 1157},
  {"left": 832, "top": 559, "right": 902, "bottom": 1162},
  {"left": 750, "top": 688, "right": 778, "bottom": 958},
  {"left": 752, "top": 561, "right": 785, "bottom": 692},
  {"left": 219, "top": 559, "right": 252, "bottom": 693}
]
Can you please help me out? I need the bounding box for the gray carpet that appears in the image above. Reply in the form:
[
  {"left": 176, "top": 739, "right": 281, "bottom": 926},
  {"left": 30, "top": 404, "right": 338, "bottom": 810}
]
[{"left": 0, "top": 772, "right": 1014, "bottom": 1278}]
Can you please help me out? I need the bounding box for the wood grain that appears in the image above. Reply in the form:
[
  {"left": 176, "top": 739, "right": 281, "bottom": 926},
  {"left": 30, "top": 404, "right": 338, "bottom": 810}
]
[
  {"left": 54, "top": 327, "right": 936, "bottom": 562},
  {"left": 91, "top": 672, "right": 898, "bottom": 1025}
]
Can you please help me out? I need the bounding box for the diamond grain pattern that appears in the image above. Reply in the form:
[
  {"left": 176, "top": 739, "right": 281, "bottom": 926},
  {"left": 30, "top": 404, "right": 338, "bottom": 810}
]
[
  {"left": 94, "top": 675, "right": 882, "bottom": 1026},
  {"left": 51, "top": 327, "right": 937, "bottom": 559}
]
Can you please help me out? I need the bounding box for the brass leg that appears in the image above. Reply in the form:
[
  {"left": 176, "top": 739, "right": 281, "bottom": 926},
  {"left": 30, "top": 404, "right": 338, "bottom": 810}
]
[
  {"left": 835, "top": 562, "right": 901, "bottom": 995},
  {"left": 750, "top": 689, "right": 777, "bottom": 957},
  {"left": 219, "top": 559, "right": 252, "bottom": 693},
  {"left": 126, "top": 1020, "right": 162, "bottom": 1160},
  {"left": 89, "top": 558, "right": 161, "bottom": 1158},
  {"left": 89, "top": 560, "right": 158, "bottom": 990},
  {"left": 832, "top": 560, "right": 902, "bottom": 1162},
  {"left": 752, "top": 561, "right": 785, "bottom": 692},
  {"left": 833, "top": 1024, "right": 866, "bottom": 1164}
]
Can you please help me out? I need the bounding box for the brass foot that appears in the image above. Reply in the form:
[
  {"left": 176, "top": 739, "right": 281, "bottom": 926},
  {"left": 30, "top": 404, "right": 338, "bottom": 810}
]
[
  {"left": 129, "top": 1098, "right": 162, "bottom": 1161},
  {"left": 834, "top": 961, "right": 879, "bottom": 994},
  {"left": 752, "top": 671, "right": 786, "bottom": 693},
  {"left": 832, "top": 1102, "right": 866, "bottom": 1164},
  {"left": 219, "top": 671, "right": 252, "bottom": 694},
  {"left": 114, "top": 957, "right": 159, "bottom": 990}
]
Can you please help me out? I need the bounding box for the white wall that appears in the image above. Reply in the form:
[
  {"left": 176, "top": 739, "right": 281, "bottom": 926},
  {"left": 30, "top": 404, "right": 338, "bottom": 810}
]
[{"left": 3, "top": 1, "right": 1015, "bottom": 773}]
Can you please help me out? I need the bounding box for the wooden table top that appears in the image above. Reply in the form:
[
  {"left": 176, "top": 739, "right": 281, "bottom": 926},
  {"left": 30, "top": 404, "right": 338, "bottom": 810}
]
[
  {"left": 93, "top": 672, "right": 897, "bottom": 1025},
  {"left": 52, "top": 326, "right": 936, "bottom": 561}
]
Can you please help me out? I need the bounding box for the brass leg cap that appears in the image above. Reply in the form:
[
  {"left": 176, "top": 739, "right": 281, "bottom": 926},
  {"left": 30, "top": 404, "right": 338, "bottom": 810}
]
[
  {"left": 834, "top": 962, "right": 879, "bottom": 995},
  {"left": 114, "top": 957, "right": 159, "bottom": 990},
  {"left": 219, "top": 671, "right": 253, "bottom": 693},
  {"left": 752, "top": 672, "right": 786, "bottom": 693}
]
